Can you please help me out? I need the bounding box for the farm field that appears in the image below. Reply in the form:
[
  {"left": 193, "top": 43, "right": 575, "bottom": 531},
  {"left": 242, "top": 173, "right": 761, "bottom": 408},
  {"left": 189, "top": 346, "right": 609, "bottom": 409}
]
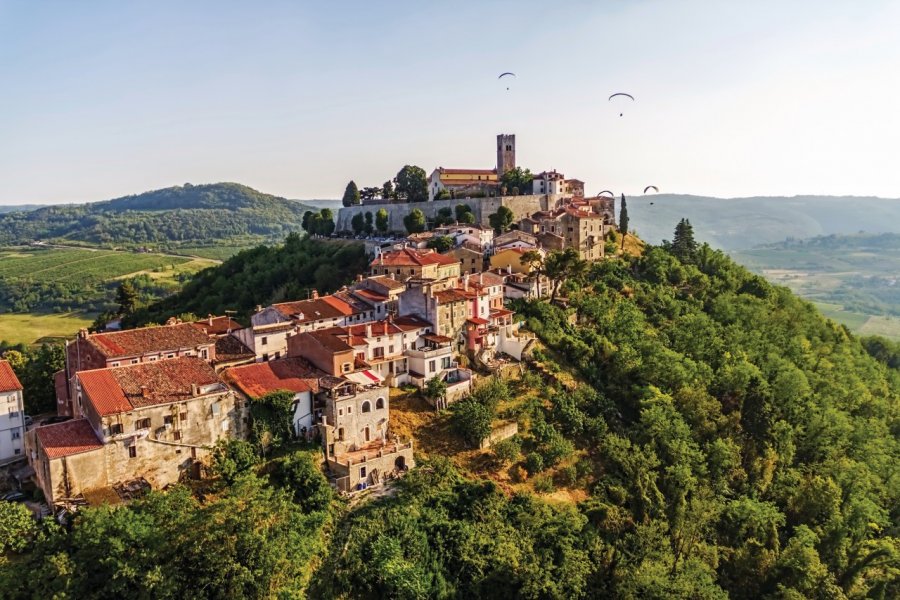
[
  {"left": 0, "top": 311, "right": 95, "bottom": 346},
  {"left": 171, "top": 245, "right": 254, "bottom": 260},
  {"left": 0, "top": 247, "right": 190, "bottom": 283}
]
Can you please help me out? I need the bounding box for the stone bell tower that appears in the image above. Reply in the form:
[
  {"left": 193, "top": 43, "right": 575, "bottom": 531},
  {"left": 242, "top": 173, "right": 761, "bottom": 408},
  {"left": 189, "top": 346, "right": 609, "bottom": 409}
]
[{"left": 496, "top": 133, "right": 515, "bottom": 176}]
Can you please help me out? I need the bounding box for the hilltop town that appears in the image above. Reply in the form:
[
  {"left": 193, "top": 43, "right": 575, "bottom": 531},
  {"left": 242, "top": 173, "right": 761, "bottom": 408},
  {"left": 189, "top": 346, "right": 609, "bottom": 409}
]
[{"left": 1, "top": 133, "right": 621, "bottom": 509}]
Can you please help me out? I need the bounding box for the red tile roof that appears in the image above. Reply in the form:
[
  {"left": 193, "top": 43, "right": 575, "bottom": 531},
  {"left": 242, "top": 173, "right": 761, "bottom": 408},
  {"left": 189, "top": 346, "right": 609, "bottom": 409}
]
[
  {"left": 371, "top": 248, "right": 458, "bottom": 268},
  {"left": 434, "top": 289, "right": 469, "bottom": 303},
  {"left": 225, "top": 358, "right": 319, "bottom": 398},
  {"left": 86, "top": 323, "right": 213, "bottom": 358},
  {"left": 437, "top": 168, "right": 497, "bottom": 176},
  {"left": 79, "top": 357, "right": 224, "bottom": 416},
  {"left": 365, "top": 275, "right": 406, "bottom": 291},
  {"left": 35, "top": 419, "right": 103, "bottom": 459},
  {"left": 0, "top": 360, "right": 23, "bottom": 392},
  {"left": 271, "top": 295, "right": 362, "bottom": 323},
  {"left": 438, "top": 179, "right": 500, "bottom": 188},
  {"left": 191, "top": 316, "right": 243, "bottom": 336}
]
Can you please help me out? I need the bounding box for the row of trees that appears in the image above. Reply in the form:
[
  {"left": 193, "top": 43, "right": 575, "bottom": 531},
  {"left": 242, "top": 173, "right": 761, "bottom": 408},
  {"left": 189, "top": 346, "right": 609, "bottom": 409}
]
[{"left": 342, "top": 165, "right": 430, "bottom": 206}]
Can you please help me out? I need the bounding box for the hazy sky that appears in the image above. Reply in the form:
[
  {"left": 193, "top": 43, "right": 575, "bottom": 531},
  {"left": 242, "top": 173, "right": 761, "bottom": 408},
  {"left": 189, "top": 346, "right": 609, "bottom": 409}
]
[{"left": 2, "top": 0, "right": 899, "bottom": 204}]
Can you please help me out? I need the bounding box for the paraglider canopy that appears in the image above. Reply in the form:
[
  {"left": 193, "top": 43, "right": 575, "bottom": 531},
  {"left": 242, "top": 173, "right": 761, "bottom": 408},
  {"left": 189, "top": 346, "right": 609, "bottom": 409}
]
[
  {"left": 609, "top": 92, "right": 634, "bottom": 116},
  {"left": 498, "top": 72, "right": 516, "bottom": 90},
  {"left": 643, "top": 185, "right": 659, "bottom": 194},
  {"left": 598, "top": 190, "right": 615, "bottom": 198}
]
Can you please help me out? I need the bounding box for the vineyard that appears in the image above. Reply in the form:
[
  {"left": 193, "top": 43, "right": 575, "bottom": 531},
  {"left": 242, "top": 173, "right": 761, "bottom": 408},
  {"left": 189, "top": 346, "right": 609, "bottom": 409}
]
[{"left": 0, "top": 246, "right": 210, "bottom": 317}]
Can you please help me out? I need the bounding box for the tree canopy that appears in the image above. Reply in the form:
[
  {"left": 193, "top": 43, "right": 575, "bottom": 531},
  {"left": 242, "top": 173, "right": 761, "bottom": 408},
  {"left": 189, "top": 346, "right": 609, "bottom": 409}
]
[{"left": 395, "top": 165, "right": 429, "bottom": 203}]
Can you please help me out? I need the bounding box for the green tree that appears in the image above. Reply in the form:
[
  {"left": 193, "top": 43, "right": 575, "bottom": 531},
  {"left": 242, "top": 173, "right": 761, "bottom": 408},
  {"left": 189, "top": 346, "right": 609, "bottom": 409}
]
[
  {"left": 619, "top": 194, "right": 629, "bottom": 249},
  {"left": 115, "top": 281, "right": 138, "bottom": 314},
  {"left": 395, "top": 165, "right": 428, "bottom": 203},
  {"left": 382, "top": 180, "right": 394, "bottom": 201},
  {"left": 250, "top": 390, "right": 296, "bottom": 455},
  {"left": 209, "top": 438, "right": 258, "bottom": 484},
  {"left": 492, "top": 435, "right": 521, "bottom": 466},
  {"left": 360, "top": 187, "right": 382, "bottom": 202},
  {"left": 433, "top": 207, "right": 454, "bottom": 227},
  {"left": 364, "top": 211, "right": 374, "bottom": 234},
  {"left": 671, "top": 218, "right": 698, "bottom": 263},
  {"left": 488, "top": 206, "right": 515, "bottom": 234},
  {"left": 455, "top": 204, "right": 475, "bottom": 223},
  {"left": 543, "top": 248, "right": 586, "bottom": 302},
  {"left": 434, "top": 188, "right": 451, "bottom": 201},
  {"left": 341, "top": 181, "right": 360, "bottom": 207},
  {"left": 500, "top": 167, "right": 533, "bottom": 195},
  {"left": 426, "top": 236, "right": 454, "bottom": 252},
  {"left": 274, "top": 451, "right": 333, "bottom": 513},
  {"left": 351, "top": 212, "right": 366, "bottom": 235},
  {"left": 0, "top": 501, "right": 38, "bottom": 554},
  {"left": 302, "top": 210, "right": 314, "bottom": 232},
  {"left": 375, "top": 208, "right": 390, "bottom": 234},
  {"left": 450, "top": 397, "right": 493, "bottom": 448},
  {"left": 318, "top": 208, "right": 336, "bottom": 236},
  {"left": 403, "top": 208, "right": 427, "bottom": 234},
  {"left": 423, "top": 376, "right": 447, "bottom": 405}
]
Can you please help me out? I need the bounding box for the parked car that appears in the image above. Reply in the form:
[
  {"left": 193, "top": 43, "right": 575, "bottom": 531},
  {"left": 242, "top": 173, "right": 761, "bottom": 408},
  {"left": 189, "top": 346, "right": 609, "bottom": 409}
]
[
  {"left": 1, "top": 491, "right": 27, "bottom": 502},
  {"left": 24, "top": 415, "right": 33, "bottom": 427},
  {"left": 42, "top": 415, "right": 71, "bottom": 425}
]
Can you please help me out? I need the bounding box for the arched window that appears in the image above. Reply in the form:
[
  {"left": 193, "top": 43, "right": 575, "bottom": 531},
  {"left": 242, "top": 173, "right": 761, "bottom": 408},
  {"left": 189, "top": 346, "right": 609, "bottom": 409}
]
[
  {"left": 375, "top": 397, "right": 385, "bottom": 410},
  {"left": 361, "top": 400, "right": 371, "bottom": 413}
]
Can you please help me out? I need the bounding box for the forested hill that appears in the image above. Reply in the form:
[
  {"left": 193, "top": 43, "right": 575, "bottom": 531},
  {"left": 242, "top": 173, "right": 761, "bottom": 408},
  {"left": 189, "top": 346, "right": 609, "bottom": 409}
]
[
  {"left": 628, "top": 194, "right": 900, "bottom": 250},
  {"left": 0, "top": 183, "right": 319, "bottom": 249},
  {"left": 126, "top": 234, "right": 369, "bottom": 326}
]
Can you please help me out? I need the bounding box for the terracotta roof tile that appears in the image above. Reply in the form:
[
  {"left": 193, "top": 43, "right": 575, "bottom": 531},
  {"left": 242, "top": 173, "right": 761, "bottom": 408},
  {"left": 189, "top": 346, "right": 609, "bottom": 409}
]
[
  {"left": 371, "top": 248, "right": 458, "bottom": 268},
  {"left": 86, "top": 323, "right": 212, "bottom": 358},
  {"left": 225, "top": 358, "right": 320, "bottom": 398},
  {"left": 79, "top": 357, "right": 224, "bottom": 416},
  {"left": 213, "top": 336, "right": 255, "bottom": 364},
  {"left": 434, "top": 289, "right": 469, "bottom": 303},
  {"left": 272, "top": 295, "right": 362, "bottom": 323},
  {"left": 35, "top": 419, "right": 103, "bottom": 459},
  {"left": 191, "top": 316, "right": 243, "bottom": 336},
  {"left": 365, "top": 275, "right": 406, "bottom": 290},
  {"left": 0, "top": 360, "right": 22, "bottom": 392},
  {"left": 437, "top": 168, "right": 497, "bottom": 176}
]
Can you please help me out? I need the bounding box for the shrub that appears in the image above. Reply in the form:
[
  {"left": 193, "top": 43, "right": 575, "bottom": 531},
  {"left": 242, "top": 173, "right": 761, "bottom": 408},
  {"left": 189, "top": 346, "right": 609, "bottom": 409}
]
[
  {"left": 274, "top": 451, "right": 333, "bottom": 513},
  {"left": 210, "top": 439, "right": 258, "bottom": 483},
  {"left": 524, "top": 452, "right": 545, "bottom": 475},
  {"left": 492, "top": 436, "right": 522, "bottom": 465},
  {"left": 450, "top": 398, "right": 494, "bottom": 448},
  {"left": 533, "top": 475, "right": 555, "bottom": 494}
]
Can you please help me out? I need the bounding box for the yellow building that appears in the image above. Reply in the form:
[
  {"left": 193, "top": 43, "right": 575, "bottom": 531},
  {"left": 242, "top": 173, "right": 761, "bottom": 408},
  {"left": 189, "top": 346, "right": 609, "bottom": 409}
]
[{"left": 489, "top": 247, "right": 545, "bottom": 274}]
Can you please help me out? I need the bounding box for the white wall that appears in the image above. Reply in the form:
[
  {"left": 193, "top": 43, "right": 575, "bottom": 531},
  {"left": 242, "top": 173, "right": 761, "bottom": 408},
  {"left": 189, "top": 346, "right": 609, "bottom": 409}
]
[{"left": 0, "top": 390, "right": 25, "bottom": 462}]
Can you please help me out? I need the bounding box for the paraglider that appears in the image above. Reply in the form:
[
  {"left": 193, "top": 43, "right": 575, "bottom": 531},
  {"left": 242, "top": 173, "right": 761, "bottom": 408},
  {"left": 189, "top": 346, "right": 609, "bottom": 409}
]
[
  {"left": 498, "top": 72, "right": 516, "bottom": 90},
  {"left": 609, "top": 92, "right": 634, "bottom": 116},
  {"left": 598, "top": 190, "right": 615, "bottom": 198},
  {"left": 643, "top": 185, "right": 659, "bottom": 194}
]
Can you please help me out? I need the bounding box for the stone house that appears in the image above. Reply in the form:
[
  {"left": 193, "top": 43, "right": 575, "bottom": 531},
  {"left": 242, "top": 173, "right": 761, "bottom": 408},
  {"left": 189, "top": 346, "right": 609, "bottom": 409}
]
[
  {"left": 369, "top": 247, "right": 461, "bottom": 283},
  {"left": 58, "top": 323, "right": 217, "bottom": 416},
  {"left": 250, "top": 291, "right": 374, "bottom": 362},
  {"left": 0, "top": 360, "right": 25, "bottom": 464},
  {"left": 447, "top": 246, "right": 484, "bottom": 275},
  {"left": 224, "top": 358, "right": 320, "bottom": 439},
  {"left": 398, "top": 280, "right": 470, "bottom": 341},
  {"left": 28, "top": 357, "right": 244, "bottom": 506},
  {"left": 428, "top": 167, "right": 499, "bottom": 200},
  {"left": 433, "top": 223, "right": 495, "bottom": 251},
  {"left": 490, "top": 247, "right": 545, "bottom": 275}
]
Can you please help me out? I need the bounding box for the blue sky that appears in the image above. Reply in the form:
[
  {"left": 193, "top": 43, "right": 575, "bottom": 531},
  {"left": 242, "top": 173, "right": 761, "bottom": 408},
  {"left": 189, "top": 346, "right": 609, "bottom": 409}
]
[{"left": 1, "top": 0, "right": 899, "bottom": 204}]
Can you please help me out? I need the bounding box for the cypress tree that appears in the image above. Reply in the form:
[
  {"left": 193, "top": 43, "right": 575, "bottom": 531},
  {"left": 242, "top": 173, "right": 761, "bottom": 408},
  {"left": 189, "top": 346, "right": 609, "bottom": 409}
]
[
  {"left": 341, "top": 181, "right": 360, "bottom": 207},
  {"left": 619, "top": 194, "right": 629, "bottom": 249}
]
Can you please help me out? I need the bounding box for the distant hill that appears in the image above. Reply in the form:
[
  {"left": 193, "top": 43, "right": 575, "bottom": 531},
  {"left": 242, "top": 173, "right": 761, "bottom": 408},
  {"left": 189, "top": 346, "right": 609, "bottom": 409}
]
[
  {"left": 293, "top": 199, "right": 341, "bottom": 211},
  {"left": 0, "top": 204, "right": 46, "bottom": 214},
  {"left": 626, "top": 194, "right": 900, "bottom": 250},
  {"left": 0, "top": 183, "right": 321, "bottom": 251}
]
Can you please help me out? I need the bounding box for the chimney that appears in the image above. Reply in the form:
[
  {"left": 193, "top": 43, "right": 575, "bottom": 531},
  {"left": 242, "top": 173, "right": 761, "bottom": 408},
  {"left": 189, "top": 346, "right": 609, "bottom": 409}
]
[
  {"left": 507, "top": 264, "right": 512, "bottom": 274},
  {"left": 464, "top": 274, "right": 470, "bottom": 289},
  {"left": 311, "top": 289, "right": 319, "bottom": 300},
  {"left": 256, "top": 304, "right": 263, "bottom": 313},
  {"left": 356, "top": 274, "right": 363, "bottom": 283},
  {"left": 140, "top": 385, "right": 149, "bottom": 398},
  {"left": 365, "top": 322, "right": 372, "bottom": 337},
  {"left": 78, "top": 328, "right": 89, "bottom": 339},
  {"left": 191, "top": 383, "right": 199, "bottom": 396},
  {"left": 208, "top": 314, "right": 214, "bottom": 326}
]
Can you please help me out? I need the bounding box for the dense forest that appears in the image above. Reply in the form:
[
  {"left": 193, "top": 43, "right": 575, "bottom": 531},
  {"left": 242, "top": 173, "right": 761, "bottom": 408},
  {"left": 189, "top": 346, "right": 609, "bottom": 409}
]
[
  {"left": 2, "top": 234, "right": 898, "bottom": 598},
  {"left": 127, "top": 234, "right": 369, "bottom": 326},
  {"left": 0, "top": 183, "right": 317, "bottom": 250}
]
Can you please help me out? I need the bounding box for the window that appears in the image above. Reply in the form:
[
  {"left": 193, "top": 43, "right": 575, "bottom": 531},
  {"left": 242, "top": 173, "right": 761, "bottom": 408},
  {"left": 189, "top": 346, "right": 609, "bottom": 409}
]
[
  {"left": 342, "top": 363, "right": 351, "bottom": 373},
  {"left": 442, "top": 357, "right": 452, "bottom": 369},
  {"left": 373, "top": 347, "right": 384, "bottom": 359},
  {"left": 173, "top": 431, "right": 182, "bottom": 441},
  {"left": 9, "top": 410, "right": 18, "bottom": 419},
  {"left": 361, "top": 401, "right": 371, "bottom": 413},
  {"left": 360, "top": 466, "right": 367, "bottom": 479},
  {"left": 376, "top": 397, "right": 385, "bottom": 410},
  {"left": 149, "top": 356, "right": 158, "bottom": 362},
  {"left": 201, "top": 349, "right": 208, "bottom": 359},
  {"left": 110, "top": 362, "right": 120, "bottom": 367},
  {"left": 275, "top": 352, "right": 281, "bottom": 359},
  {"left": 166, "top": 353, "right": 175, "bottom": 359},
  {"left": 261, "top": 336, "right": 268, "bottom": 346},
  {"left": 135, "top": 418, "right": 151, "bottom": 430},
  {"left": 131, "top": 359, "right": 139, "bottom": 365},
  {"left": 262, "top": 353, "right": 269, "bottom": 361},
  {"left": 429, "top": 360, "right": 436, "bottom": 373},
  {"left": 163, "top": 415, "right": 174, "bottom": 426},
  {"left": 338, "top": 427, "right": 344, "bottom": 440},
  {"left": 14, "top": 449, "right": 20, "bottom": 455},
  {"left": 128, "top": 446, "right": 137, "bottom": 458},
  {"left": 11, "top": 430, "right": 21, "bottom": 440},
  {"left": 388, "top": 345, "right": 394, "bottom": 354},
  {"left": 179, "top": 412, "right": 187, "bottom": 422},
  {"left": 110, "top": 423, "right": 123, "bottom": 435},
  {"left": 347, "top": 406, "right": 353, "bottom": 414},
  {"left": 338, "top": 408, "right": 344, "bottom": 416}
]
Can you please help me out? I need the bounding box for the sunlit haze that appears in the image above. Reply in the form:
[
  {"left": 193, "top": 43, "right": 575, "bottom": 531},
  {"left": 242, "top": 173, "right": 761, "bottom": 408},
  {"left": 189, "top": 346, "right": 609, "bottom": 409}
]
[{"left": 2, "top": 0, "right": 899, "bottom": 204}]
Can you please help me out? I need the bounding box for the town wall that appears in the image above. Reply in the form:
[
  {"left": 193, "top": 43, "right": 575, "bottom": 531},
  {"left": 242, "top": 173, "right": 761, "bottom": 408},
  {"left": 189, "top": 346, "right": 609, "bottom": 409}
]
[{"left": 336, "top": 194, "right": 557, "bottom": 234}]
